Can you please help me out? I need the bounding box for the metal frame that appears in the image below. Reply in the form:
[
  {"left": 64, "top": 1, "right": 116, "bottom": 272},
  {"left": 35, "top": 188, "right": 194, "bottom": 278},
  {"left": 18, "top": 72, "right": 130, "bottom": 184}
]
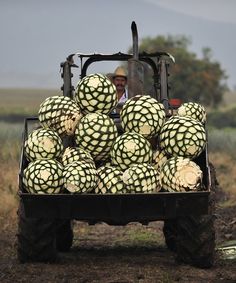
[{"left": 60, "top": 51, "right": 173, "bottom": 109}]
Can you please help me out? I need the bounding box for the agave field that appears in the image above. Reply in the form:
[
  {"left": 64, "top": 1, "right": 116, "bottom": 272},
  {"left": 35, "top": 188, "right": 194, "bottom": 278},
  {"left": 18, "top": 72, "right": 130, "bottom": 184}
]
[{"left": 0, "top": 88, "right": 236, "bottom": 282}]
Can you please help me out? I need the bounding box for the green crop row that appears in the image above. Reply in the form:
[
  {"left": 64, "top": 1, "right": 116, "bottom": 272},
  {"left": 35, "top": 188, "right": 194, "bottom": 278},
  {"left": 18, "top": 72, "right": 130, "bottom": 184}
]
[
  {"left": 0, "top": 122, "right": 23, "bottom": 161},
  {"left": 208, "top": 127, "right": 236, "bottom": 158}
]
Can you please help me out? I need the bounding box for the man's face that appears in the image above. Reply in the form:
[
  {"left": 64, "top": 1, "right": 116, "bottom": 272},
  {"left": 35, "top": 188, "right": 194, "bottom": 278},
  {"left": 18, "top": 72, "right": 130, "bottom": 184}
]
[{"left": 113, "top": 76, "right": 127, "bottom": 92}]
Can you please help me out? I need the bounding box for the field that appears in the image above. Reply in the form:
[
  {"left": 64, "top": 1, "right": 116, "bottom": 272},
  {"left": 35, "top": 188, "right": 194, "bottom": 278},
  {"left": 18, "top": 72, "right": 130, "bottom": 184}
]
[
  {"left": 0, "top": 89, "right": 236, "bottom": 282},
  {"left": 0, "top": 88, "right": 59, "bottom": 117}
]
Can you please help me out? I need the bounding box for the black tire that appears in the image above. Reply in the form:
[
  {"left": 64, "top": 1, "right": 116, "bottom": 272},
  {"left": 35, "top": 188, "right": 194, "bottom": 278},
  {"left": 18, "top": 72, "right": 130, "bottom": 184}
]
[
  {"left": 176, "top": 214, "right": 215, "bottom": 268},
  {"left": 56, "top": 220, "right": 74, "bottom": 252},
  {"left": 175, "top": 163, "right": 216, "bottom": 268},
  {"left": 17, "top": 200, "right": 58, "bottom": 263},
  {"left": 163, "top": 219, "right": 178, "bottom": 252}
]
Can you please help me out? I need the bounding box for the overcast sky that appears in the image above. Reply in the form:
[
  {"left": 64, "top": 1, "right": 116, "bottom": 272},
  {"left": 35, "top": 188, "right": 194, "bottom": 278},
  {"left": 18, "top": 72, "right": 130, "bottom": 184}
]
[
  {"left": 153, "top": 0, "right": 236, "bottom": 24},
  {"left": 0, "top": 0, "right": 235, "bottom": 89}
]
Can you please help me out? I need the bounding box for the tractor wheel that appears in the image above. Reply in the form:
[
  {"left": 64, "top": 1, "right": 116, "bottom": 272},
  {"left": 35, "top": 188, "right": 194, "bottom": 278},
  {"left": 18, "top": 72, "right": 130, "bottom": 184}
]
[
  {"left": 163, "top": 219, "right": 178, "bottom": 252},
  {"left": 56, "top": 220, "right": 74, "bottom": 252},
  {"left": 176, "top": 214, "right": 215, "bottom": 268},
  {"left": 17, "top": 200, "right": 58, "bottom": 263},
  {"left": 175, "top": 163, "right": 216, "bottom": 268}
]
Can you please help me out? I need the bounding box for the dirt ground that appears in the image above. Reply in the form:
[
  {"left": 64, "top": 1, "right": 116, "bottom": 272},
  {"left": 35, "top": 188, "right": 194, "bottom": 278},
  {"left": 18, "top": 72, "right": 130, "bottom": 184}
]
[{"left": 0, "top": 188, "right": 236, "bottom": 283}]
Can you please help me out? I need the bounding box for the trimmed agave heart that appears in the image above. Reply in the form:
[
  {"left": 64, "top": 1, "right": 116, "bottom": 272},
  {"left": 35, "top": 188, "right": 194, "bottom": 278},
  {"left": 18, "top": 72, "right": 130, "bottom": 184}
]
[
  {"left": 63, "top": 160, "right": 98, "bottom": 193},
  {"left": 152, "top": 149, "right": 168, "bottom": 171},
  {"left": 24, "top": 128, "right": 64, "bottom": 162},
  {"left": 159, "top": 116, "right": 206, "bottom": 159},
  {"left": 111, "top": 132, "right": 153, "bottom": 171},
  {"left": 61, "top": 146, "right": 94, "bottom": 167},
  {"left": 177, "top": 102, "right": 206, "bottom": 123},
  {"left": 160, "top": 156, "right": 203, "bottom": 192},
  {"left": 23, "top": 159, "right": 64, "bottom": 194},
  {"left": 120, "top": 95, "right": 166, "bottom": 138},
  {"left": 74, "top": 73, "right": 118, "bottom": 114},
  {"left": 122, "top": 163, "right": 160, "bottom": 193},
  {"left": 95, "top": 165, "right": 125, "bottom": 194},
  {"left": 38, "top": 95, "right": 82, "bottom": 136},
  {"left": 74, "top": 112, "right": 118, "bottom": 162}
]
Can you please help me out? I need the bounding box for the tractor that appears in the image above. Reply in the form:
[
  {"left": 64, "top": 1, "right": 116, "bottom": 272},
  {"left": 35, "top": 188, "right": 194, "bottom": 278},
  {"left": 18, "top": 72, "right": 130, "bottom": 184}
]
[{"left": 17, "top": 22, "right": 216, "bottom": 268}]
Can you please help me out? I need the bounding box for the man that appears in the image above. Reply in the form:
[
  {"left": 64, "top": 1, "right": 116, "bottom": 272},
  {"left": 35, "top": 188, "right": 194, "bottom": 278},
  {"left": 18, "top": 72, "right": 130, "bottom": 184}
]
[{"left": 112, "top": 66, "right": 128, "bottom": 103}]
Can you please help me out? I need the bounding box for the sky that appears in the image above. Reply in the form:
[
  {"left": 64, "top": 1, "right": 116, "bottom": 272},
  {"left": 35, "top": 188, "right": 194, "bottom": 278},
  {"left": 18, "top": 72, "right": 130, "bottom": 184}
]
[{"left": 0, "top": 0, "right": 235, "bottom": 90}]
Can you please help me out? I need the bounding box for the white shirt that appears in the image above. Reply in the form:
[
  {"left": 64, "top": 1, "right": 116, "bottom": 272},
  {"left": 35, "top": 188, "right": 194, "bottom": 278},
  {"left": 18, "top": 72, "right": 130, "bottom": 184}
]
[{"left": 118, "top": 89, "right": 128, "bottom": 103}]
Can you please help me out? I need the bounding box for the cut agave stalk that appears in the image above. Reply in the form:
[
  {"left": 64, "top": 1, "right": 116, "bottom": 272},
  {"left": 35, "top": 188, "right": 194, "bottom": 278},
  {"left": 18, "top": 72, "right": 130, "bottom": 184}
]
[
  {"left": 24, "top": 128, "right": 64, "bottom": 162},
  {"left": 120, "top": 95, "right": 166, "bottom": 138},
  {"left": 38, "top": 95, "right": 82, "bottom": 136},
  {"left": 122, "top": 163, "right": 161, "bottom": 193},
  {"left": 23, "top": 159, "right": 64, "bottom": 194},
  {"left": 177, "top": 102, "right": 206, "bottom": 123},
  {"left": 160, "top": 156, "right": 203, "bottom": 192},
  {"left": 95, "top": 165, "right": 126, "bottom": 194},
  {"left": 111, "top": 132, "right": 153, "bottom": 170},
  {"left": 74, "top": 73, "right": 118, "bottom": 114}
]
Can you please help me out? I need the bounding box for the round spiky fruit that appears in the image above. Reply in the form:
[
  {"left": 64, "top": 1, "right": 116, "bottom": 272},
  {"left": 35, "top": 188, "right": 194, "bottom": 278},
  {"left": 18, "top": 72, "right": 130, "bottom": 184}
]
[
  {"left": 177, "top": 102, "right": 206, "bottom": 123},
  {"left": 160, "top": 156, "right": 203, "bottom": 192},
  {"left": 159, "top": 116, "right": 206, "bottom": 159},
  {"left": 24, "top": 128, "right": 64, "bottom": 162},
  {"left": 120, "top": 95, "right": 166, "bottom": 138},
  {"left": 152, "top": 149, "right": 168, "bottom": 171},
  {"left": 111, "top": 132, "right": 153, "bottom": 170},
  {"left": 23, "top": 159, "right": 63, "bottom": 194},
  {"left": 74, "top": 73, "right": 118, "bottom": 114},
  {"left": 95, "top": 165, "right": 125, "bottom": 194},
  {"left": 75, "top": 113, "right": 118, "bottom": 161},
  {"left": 61, "top": 146, "right": 94, "bottom": 166},
  {"left": 122, "top": 163, "right": 160, "bottom": 193},
  {"left": 63, "top": 160, "right": 98, "bottom": 193},
  {"left": 38, "top": 95, "right": 82, "bottom": 136}
]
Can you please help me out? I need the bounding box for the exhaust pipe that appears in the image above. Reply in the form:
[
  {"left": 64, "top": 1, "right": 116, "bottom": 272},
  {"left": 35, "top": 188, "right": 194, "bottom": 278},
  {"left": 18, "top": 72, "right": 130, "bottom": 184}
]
[{"left": 128, "top": 21, "right": 144, "bottom": 98}]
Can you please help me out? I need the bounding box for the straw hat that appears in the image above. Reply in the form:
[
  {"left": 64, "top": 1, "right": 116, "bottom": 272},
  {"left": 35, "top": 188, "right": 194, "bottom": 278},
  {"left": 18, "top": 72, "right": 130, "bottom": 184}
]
[{"left": 113, "top": 66, "right": 127, "bottom": 79}]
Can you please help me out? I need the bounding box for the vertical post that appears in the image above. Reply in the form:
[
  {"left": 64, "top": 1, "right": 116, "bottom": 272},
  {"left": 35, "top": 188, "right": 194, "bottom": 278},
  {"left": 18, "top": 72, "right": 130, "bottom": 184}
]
[
  {"left": 128, "top": 21, "right": 144, "bottom": 98},
  {"left": 60, "top": 55, "right": 76, "bottom": 99},
  {"left": 159, "top": 59, "right": 170, "bottom": 114}
]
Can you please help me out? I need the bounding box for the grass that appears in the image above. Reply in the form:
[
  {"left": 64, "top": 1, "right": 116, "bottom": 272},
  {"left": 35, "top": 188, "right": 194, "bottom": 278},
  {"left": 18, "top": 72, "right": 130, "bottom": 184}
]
[
  {"left": 208, "top": 127, "right": 236, "bottom": 159},
  {"left": 0, "top": 122, "right": 23, "bottom": 216},
  {"left": 114, "top": 225, "right": 165, "bottom": 247},
  {"left": 0, "top": 122, "right": 23, "bottom": 161},
  {"left": 209, "top": 152, "right": 236, "bottom": 202}
]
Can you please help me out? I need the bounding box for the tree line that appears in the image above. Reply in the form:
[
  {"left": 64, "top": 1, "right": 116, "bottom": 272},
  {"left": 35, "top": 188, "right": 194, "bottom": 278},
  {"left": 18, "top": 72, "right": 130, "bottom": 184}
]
[{"left": 131, "top": 35, "right": 228, "bottom": 108}]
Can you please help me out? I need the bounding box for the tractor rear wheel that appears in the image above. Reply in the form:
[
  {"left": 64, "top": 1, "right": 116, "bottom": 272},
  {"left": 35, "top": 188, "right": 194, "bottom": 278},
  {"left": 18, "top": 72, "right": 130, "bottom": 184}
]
[
  {"left": 163, "top": 219, "right": 178, "bottom": 252},
  {"left": 56, "top": 220, "right": 74, "bottom": 252},
  {"left": 175, "top": 163, "right": 216, "bottom": 268},
  {"left": 176, "top": 214, "right": 215, "bottom": 268},
  {"left": 17, "top": 200, "right": 58, "bottom": 263}
]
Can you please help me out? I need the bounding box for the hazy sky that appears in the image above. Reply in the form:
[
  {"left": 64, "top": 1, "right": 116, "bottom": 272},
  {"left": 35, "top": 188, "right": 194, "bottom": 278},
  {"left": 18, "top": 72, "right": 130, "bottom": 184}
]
[
  {"left": 0, "top": 0, "right": 235, "bottom": 89},
  {"left": 153, "top": 0, "right": 236, "bottom": 24}
]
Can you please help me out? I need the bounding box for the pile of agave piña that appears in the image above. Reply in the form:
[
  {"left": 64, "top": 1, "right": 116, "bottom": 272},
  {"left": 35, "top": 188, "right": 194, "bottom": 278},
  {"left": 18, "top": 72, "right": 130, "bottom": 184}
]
[{"left": 22, "top": 73, "right": 207, "bottom": 195}]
